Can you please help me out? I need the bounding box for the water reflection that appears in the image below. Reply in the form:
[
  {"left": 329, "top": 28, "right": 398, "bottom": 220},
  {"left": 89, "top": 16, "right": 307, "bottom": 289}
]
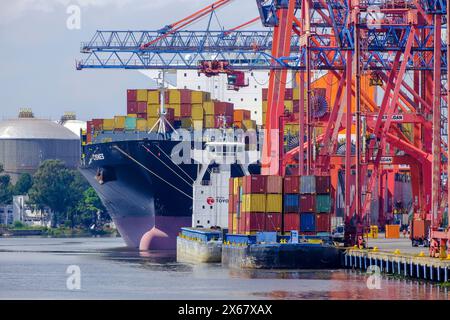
[{"left": 0, "top": 237, "right": 449, "bottom": 300}]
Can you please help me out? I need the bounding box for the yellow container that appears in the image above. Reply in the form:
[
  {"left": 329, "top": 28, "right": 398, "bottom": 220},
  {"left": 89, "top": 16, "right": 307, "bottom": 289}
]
[
  {"left": 204, "top": 115, "right": 215, "bottom": 128},
  {"left": 136, "top": 89, "right": 148, "bottom": 102},
  {"left": 136, "top": 119, "right": 147, "bottom": 131},
  {"left": 147, "top": 117, "right": 159, "bottom": 131},
  {"left": 262, "top": 101, "right": 268, "bottom": 113},
  {"left": 167, "top": 104, "right": 180, "bottom": 117},
  {"left": 242, "top": 120, "right": 256, "bottom": 130},
  {"left": 284, "top": 100, "right": 293, "bottom": 113},
  {"left": 102, "top": 119, "right": 115, "bottom": 131},
  {"left": 147, "top": 104, "right": 159, "bottom": 117},
  {"left": 242, "top": 194, "right": 266, "bottom": 213},
  {"left": 192, "top": 120, "right": 203, "bottom": 131},
  {"left": 293, "top": 87, "right": 300, "bottom": 100},
  {"left": 285, "top": 123, "right": 300, "bottom": 135},
  {"left": 203, "top": 101, "right": 215, "bottom": 115},
  {"left": 191, "top": 104, "right": 204, "bottom": 120},
  {"left": 147, "top": 90, "right": 160, "bottom": 104},
  {"left": 114, "top": 116, "right": 126, "bottom": 129},
  {"left": 127, "top": 114, "right": 137, "bottom": 118},
  {"left": 233, "top": 177, "right": 242, "bottom": 195},
  {"left": 180, "top": 118, "right": 192, "bottom": 129},
  {"left": 266, "top": 194, "right": 282, "bottom": 213},
  {"left": 385, "top": 224, "right": 400, "bottom": 239},
  {"left": 169, "top": 89, "right": 181, "bottom": 104},
  {"left": 191, "top": 91, "right": 211, "bottom": 104}
]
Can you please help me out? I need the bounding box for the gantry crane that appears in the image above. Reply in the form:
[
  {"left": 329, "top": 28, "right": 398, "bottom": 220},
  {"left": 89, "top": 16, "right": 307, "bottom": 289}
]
[{"left": 77, "top": 0, "right": 449, "bottom": 248}]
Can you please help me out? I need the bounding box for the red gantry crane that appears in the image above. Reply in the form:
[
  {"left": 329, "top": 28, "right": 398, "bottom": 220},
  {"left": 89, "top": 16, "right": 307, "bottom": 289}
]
[{"left": 78, "top": 0, "right": 449, "bottom": 249}]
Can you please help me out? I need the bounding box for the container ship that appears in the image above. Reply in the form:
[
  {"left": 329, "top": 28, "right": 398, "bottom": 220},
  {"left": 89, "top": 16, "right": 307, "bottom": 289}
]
[{"left": 80, "top": 87, "right": 260, "bottom": 250}]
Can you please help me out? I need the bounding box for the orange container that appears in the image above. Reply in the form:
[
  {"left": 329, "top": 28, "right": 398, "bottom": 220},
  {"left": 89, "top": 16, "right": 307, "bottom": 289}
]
[
  {"left": 234, "top": 109, "right": 251, "bottom": 122},
  {"left": 385, "top": 224, "right": 400, "bottom": 239}
]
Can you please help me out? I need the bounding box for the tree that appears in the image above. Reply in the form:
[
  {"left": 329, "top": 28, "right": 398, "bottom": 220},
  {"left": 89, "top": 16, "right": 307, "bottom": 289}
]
[
  {"left": 13, "top": 173, "right": 33, "bottom": 195},
  {"left": 28, "top": 160, "right": 84, "bottom": 227},
  {"left": 73, "top": 187, "right": 107, "bottom": 229},
  {"left": 0, "top": 163, "right": 13, "bottom": 205}
]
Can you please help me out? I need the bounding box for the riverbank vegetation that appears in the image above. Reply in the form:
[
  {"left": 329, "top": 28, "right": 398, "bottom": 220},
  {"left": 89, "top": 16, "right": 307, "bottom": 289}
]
[{"left": 0, "top": 160, "right": 112, "bottom": 232}]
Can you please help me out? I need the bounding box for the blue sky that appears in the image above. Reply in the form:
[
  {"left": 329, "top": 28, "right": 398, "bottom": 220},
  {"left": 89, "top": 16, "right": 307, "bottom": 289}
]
[{"left": 0, "top": 0, "right": 260, "bottom": 121}]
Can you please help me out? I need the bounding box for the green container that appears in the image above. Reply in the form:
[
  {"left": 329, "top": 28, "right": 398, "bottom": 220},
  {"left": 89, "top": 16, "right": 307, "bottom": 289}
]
[
  {"left": 125, "top": 117, "right": 137, "bottom": 130},
  {"left": 316, "top": 194, "right": 331, "bottom": 213}
]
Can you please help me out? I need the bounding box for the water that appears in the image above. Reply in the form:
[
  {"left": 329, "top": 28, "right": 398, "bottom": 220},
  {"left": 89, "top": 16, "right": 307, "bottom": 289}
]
[{"left": 0, "top": 237, "right": 448, "bottom": 300}]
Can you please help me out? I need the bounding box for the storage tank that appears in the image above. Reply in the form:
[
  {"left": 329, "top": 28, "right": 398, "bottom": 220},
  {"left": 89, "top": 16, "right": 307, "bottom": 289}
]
[
  {"left": 57, "top": 112, "right": 87, "bottom": 138},
  {"left": 0, "top": 111, "right": 80, "bottom": 183}
]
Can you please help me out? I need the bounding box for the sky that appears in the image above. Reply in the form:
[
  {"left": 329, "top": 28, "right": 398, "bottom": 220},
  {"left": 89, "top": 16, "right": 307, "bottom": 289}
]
[{"left": 0, "top": 0, "right": 260, "bottom": 121}]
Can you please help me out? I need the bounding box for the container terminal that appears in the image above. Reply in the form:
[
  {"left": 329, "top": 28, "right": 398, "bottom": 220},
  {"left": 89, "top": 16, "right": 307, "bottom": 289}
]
[{"left": 75, "top": 0, "right": 450, "bottom": 280}]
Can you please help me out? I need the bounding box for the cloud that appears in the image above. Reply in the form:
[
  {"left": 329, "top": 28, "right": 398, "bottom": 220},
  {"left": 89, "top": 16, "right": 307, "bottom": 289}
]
[{"left": 0, "top": 0, "right": 134, "bottom": 24}]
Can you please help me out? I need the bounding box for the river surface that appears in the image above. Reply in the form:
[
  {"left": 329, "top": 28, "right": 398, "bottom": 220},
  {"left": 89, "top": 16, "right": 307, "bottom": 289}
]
[{"left": 0, "top": 237, "right": 448, "bottom": 300}]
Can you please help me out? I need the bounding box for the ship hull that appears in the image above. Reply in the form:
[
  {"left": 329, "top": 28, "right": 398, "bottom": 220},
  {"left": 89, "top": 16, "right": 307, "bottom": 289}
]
[
  {"left": 80, "top": 139, "right": 198, "bottom": 249},
  {"left": 80, "top": 138, "right": 258, "bottom": 250}
]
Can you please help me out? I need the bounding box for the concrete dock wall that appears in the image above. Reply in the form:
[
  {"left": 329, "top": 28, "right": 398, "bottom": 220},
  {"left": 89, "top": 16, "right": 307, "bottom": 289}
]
[
  {"left": 345, "top": 249, "right": 450, "bottom": 283},
  {"left": 176, "top": 236, "right": 222, "bottom": 263}
]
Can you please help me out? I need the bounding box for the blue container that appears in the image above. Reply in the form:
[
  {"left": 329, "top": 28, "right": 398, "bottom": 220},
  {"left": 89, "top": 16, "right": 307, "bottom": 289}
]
[
  {"left": 300, "top": 175, "right": 316, "bottom": 194},
  {"left": 284, "top": 194, "right": 299, "bottom": 213},
  {"left": 125, "top": 117, "right": 137, "bottom": 130},
  {"left": 300, "top": 213, "right": 316, "bottom": 232}
]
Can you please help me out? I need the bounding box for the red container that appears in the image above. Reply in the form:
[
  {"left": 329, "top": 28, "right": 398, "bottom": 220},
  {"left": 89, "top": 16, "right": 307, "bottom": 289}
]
[
  {"left": 229, "top": 178, "right": 234, "bottom": 196},
  {"left": 224, "top": 102, "right": 234, "bottom": 116},
  {"left": 214, "top": 115, "right": 232, "bottom": 128},
  {"left": 239, "top": 212, "right": 247, "bottom": 234},
  {"left": 243, "top": 175, "right": 266, "bottom": 194},
  {"left": 266, "top": 175, "right": 283, "bottom": 194},
  {"left": 92, "top": 119, "right": 103, "bottom": 131},
  {"left": 179, "top": 89, "right": 192, "bottom": 104},
  {"left": 127, "top": 89, "right": 137, "bottom": 102},
  {"left": 293, "top": 100, "right": 300, "bottom": 113},
  {"left": 86, "top": 120, "right": 93, "bottom": 133},
  {"left": 165, "top": 108, "right": 174, "bottom": 122},
  {"left": 262, "top": 88, "right": 268, "bottom": 101},
  {"left": 316, "top": 213, "right": 331, "bottom": 232},
  {"left": 245, "top": 212, "right": 265, "bottom": 231},
  {"left": 228, "top": 212, "right": 233, "bottom": 232},
  {"left": 180, "top": 104, "right": 192, "bottom": 117},
  {"left": 284, "top": 175, "right": 300, "bottom": 194},
  {"left": 137, "top": 101, "right": 147, "bottom": 113},
  {"left": 262, "top": 88, "right": 292, "bottom": 101},
  {"left": 265, "top": 213, "right": 282, "bottom": 232},
  {"left": 127, "top": 101, "right": 137, "bottom": 114},
  {"left": 299, "top": 194, "right": 315, "bottom": 212},
  {"left": 284, "top": 88, "right": 293, "bottom": 100},
  {"left": 228, "top": 194, "right": 234, "bottom": 214},
  {"left": 283, "top": 213, "right": 299, "bottom": 232},
  {"left": 316, "top": 176, "right": 331, "bottom": 194}
]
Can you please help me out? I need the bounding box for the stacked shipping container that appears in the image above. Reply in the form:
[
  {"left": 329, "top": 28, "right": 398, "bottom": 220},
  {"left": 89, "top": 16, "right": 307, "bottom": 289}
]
[
  {"left": 228, "top": 175, "right": 333, "bottom": 236},
  {"left": 228, "top": 175, "right": 283, "bottom": 235},
  {"left": 86, "top": 88, "right": 260, "bottom": 143}
]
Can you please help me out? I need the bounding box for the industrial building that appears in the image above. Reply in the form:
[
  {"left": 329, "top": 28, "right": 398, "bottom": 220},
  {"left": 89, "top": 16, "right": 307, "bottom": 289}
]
[{"left": 0, "top": 110, "right": 81, "bottom": 183}]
